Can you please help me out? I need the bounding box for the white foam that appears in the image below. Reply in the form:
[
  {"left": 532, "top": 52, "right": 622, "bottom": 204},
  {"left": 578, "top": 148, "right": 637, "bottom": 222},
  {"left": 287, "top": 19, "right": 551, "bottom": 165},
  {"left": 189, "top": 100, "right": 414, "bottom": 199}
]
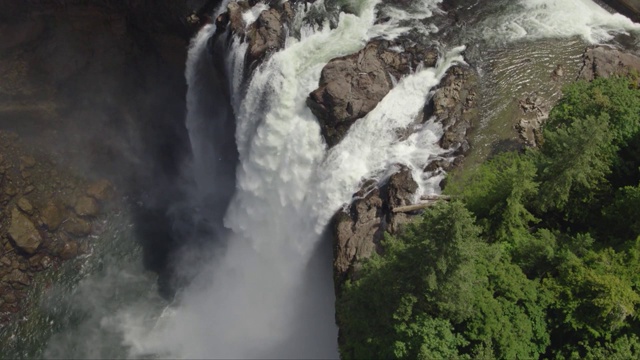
[
  {"left": 484, "top": 0, "right": 640, "bottom": 44},
  {"left": 242, "top": 2, "right": 270, "bottom": 28},
  {"left": 307, "top": 47, "right": 465, "bottom": 230}
]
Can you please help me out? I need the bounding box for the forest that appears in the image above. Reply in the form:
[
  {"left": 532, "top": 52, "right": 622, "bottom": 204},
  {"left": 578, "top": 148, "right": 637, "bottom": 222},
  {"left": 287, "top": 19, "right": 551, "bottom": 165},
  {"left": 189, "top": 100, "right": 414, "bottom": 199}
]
[{"left": 337, "top": 76, "right": 640, "bottom": 359}]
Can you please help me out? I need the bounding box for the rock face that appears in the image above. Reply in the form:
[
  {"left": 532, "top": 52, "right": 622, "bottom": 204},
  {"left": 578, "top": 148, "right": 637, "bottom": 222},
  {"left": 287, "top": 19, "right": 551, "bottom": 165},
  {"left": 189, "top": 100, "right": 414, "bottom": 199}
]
[
  {"left": 246, "top": 8, "right": 286, "bottom": 65},
  {"left": 431, "top": 66, "right": 477, "bottom": 157},
  {"left": 220, "top": 1, "right": 292, "bottom": 70},
  {"left": 516, "top": 94, "right": 550, "bottom": 147},
  {"left": 8, "top": 207, "right": 42, "bottom": 254},
  {"left": 308, "top": 41, "right": 439, "bottom": 147},
  {"left": 321, "top": 45, "right": 478, "bottom": 291},
  {"left": 333, "top": 166, "right": 418, "bottom": 289},
  {"left": 579, "top": 46, "right": 640, "bottom": 82},
  {"left": 515, "top": 45, "right": 640, "bottom": 148}
]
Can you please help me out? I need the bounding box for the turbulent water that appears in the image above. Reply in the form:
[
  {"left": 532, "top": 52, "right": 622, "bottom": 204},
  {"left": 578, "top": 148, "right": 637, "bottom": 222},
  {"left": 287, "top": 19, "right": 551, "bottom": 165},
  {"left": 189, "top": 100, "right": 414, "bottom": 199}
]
[{"left": 3, "top": 0, "right": 639, "bottom": 358}]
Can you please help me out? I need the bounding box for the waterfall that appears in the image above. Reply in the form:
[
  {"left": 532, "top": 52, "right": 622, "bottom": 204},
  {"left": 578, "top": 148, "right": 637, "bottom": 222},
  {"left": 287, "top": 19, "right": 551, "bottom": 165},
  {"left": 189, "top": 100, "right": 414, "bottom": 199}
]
[
  {"left": 119, "top": 0, "right": 455, "bottom": 358},
  {"left": 108, "top": 0, "right": 639, "bottom": 358}
]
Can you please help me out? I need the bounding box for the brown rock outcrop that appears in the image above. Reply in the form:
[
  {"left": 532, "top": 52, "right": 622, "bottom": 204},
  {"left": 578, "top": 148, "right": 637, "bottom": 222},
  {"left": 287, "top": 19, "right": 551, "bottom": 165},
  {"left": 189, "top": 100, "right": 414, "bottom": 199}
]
[
  {"left": 62, "top": 217, "right": 92, "bottom": 237},
  {"left": 74, "top": 196, "right": 100, "bottom": 217},
  {"left": 16, "top": 197, "right": 34, "bottom": 215},
  {"left": 220, "top": 1, "right": 292, "bottom": 70},
  {"left": 333, "top": 166, "right": 418, "bottom": 290},
  {"left": 308, "top": 41, "right": 439, "bottom": 147},
  {"left": 431, "top": 65, "right": 477, "bottom": 155},
  {"left": 41, "top": 201, "right": 66, "bottom": 231},
  {"left": 516, "top": 93, "right": 549, "bottom": 147},
  {"left": 86, "top": 179, "right": 115, "bottom": 201},
  {"left": 5, "top": 269, "right": 30, "bottom": 286},
  {"left": 246, "top": 8, "right": 286, "bottom": 65},
  {"left": 8, "top": 207, "right": 41, "bottom": 254},
  {"left": 579, "top": 46, "right": 640, "bottom": 83}
]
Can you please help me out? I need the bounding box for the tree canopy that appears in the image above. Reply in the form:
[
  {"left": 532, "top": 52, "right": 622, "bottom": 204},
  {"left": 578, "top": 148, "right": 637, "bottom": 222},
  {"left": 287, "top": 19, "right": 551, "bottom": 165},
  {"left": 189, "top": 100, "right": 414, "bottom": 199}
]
[{"left": 337, "top": 76, "right": 640, "bottom": 359}]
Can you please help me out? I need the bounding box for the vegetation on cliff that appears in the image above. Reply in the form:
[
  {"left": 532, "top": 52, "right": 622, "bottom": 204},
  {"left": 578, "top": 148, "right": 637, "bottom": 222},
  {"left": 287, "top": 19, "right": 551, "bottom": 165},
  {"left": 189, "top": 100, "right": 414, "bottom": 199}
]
[{"left": 337, "top": 76, "right": 640, "bottom": 359}]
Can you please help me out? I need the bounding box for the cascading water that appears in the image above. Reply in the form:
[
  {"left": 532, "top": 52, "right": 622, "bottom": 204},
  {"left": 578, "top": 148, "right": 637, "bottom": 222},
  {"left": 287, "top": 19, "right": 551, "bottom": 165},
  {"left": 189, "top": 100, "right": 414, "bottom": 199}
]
[
  {"left": 116, "top": 0, "right": 639, "bottom": 358},
  {"left": 119, "top": 0, "right": 459, "bottom": 358},
  {"left": 5, "top": 0, "right": 636, "bottom": 358}
]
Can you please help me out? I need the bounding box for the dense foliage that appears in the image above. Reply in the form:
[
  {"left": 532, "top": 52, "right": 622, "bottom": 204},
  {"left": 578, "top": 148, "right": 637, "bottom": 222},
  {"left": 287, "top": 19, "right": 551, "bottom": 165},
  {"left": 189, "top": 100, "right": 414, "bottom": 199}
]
[{"left": 337, "top": 76, "right": 640, "bottom": 359}]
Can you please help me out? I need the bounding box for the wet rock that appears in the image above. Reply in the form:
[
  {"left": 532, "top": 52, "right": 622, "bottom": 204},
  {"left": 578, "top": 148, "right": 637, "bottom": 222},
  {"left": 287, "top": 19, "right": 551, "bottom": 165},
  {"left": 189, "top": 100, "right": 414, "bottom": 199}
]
[
  {"left": 246, "top": 8, "right": 285, "bottom": 66},
  {"left": 308, "top": 40, "right": 439, "bottom": 147},
  {"left": 74, "top": 196, "right": 100, "bottom": 217},
  {"left": 5, "top": 184, "right": 17, "bottom": 197},
  {"left": 430, "top": 65, "right": 477, "bottom": 155},
  {"left": 552, "top": 64, "right": 564, "bottom": 80},
  {"left": 516, "top": 93, "right": 549, "bottom": 147},
  {"left": 19, "top": 155, "right": 36, "bottom": 170},
  {"left": 221, "top": 1, "right": 291, "bottom": 69},
  {"left": 579, "top": 46, "right": 640, "bottom": 83},
  {"left": 28, "top": 253, "right": 51, "bottom": 270},
  {"left": 3, "top": 293, "right": 17, "bottom": 304},
  {"left": 62, "top": 217, "right": 92, "bottom": 237},
  {"left": 86, "top": 179, "right": 115, "bottom": 201},
  {"left": 23, "top": 185, "right": 35, "bottom": 194},
  {"left": 6, "top": 269, "right": 30, "bottom": 286},
  {"left": 41, "top": 201, "right": 66, "bottom": 231},
  {"left": 16, "top": 197, "right": 33, "bottom": 215},
  {"left": 0, "top": 257, "right": 11, "bottom": 266},
  {"left": 333, "top": 190, "right": 385, "bottom": 286},
  {"left": 59, "top": 240, "right": 78, "bottom": 260},
  {"left": 8, "top": 207, "right": 42, "bottom": 254},
  {"left": 226, "top": 1, "right": 251, "bottom": 35},
  {"left": 333, "top": 166, "right": 418, "bottom": 290}
]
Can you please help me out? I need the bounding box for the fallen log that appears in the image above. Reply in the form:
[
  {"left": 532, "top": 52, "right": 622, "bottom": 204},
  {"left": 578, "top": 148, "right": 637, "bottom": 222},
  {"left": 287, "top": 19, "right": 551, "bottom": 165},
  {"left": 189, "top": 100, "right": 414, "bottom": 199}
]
[
  {"left": 420, "top": 195, "right": 452, "bottom": 201},
  {"left": 392, "top": 202, "right": 434, "bottom": 213}
]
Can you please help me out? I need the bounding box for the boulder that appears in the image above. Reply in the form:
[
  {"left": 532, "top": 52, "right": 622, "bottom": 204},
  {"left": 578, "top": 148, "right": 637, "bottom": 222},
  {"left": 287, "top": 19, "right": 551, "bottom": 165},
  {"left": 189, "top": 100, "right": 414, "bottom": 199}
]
[
  {"left": 41, "top": 201, "right": 66, "bottom": 231},
  {"left": 246, "top": 8, "right": 285, "bottom": 65},
  {"left": 8, "top": 207, "right": 41, "bottom": 254},
  {"left": 308, "top": 40, "right": 439, "bottom": 147},
  {"left": 220, "top": 1, "right": 290, "bottom": 69},
  {"left": 16, "top": 197, "right": 33, "bottom": 215},
  {"left": 74, "top": 196, "right": 100, "bottom": 217},
  {"left": 516, "top": 93, "right": 549, "bottom": 147},
  {"left": 62, "top": 217, "right": 92, "bottom": 237},
  {"left": 5, "top": 269, "right": 30, "bottom": 286},
  {"left": 59, "top": 240, "right": 78, "bottom": 260},
  {"left": 86, "top": 179, "right": 115, "bottom": 201},
  {"left": 18, "top": 155, "right": 35, "bottom": 170},
  {"left": 579, "top": 46, "right": 640, "bottom": 83},
  {"left": 226, "top": 1, "right": 251, "bottom": 36}
]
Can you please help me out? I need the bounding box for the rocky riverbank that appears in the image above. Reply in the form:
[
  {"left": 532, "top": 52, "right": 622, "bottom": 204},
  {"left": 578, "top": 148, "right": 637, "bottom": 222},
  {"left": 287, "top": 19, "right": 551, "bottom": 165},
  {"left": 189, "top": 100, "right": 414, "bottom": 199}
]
[
  {"left": 0, "top": 130, "right": 116, "bottom": 325},
  {"left": 0, "top": 0, "right": 224, "bottom": 326}
]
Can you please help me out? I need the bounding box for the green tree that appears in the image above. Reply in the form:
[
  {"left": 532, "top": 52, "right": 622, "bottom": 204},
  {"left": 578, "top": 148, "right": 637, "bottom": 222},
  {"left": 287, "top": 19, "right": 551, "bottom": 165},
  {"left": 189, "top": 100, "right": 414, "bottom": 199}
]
[
  {"left": 338, "top": 202, "right": 549, "bottom": 359},
  {"left": 544, "top": 237, "right": 640, "bottom": 357}
]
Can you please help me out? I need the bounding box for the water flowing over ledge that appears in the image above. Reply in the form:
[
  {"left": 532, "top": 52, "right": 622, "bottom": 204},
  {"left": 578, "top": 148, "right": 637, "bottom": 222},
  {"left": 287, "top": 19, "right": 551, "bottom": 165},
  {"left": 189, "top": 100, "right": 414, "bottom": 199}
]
[{"left": 4, "top": 0, "right": 632, "bottom": 358}]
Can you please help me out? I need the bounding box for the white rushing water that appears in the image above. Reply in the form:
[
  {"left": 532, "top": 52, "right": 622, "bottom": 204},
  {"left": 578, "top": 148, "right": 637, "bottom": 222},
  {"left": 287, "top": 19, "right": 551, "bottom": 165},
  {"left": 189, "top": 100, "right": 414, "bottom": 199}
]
[
  {"left": 107, "top": 0, "right": 640, "bottom": 358},
  {"left": 483, "top": 0, "right": 640, "bottom": 43}
]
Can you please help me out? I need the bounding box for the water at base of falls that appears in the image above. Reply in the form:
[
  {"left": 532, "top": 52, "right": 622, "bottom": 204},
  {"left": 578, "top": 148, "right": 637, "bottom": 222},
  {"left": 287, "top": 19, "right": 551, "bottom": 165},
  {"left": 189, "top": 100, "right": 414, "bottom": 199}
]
[{"left": 5, "top": 0, "right": 637, "bottom": 358}]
